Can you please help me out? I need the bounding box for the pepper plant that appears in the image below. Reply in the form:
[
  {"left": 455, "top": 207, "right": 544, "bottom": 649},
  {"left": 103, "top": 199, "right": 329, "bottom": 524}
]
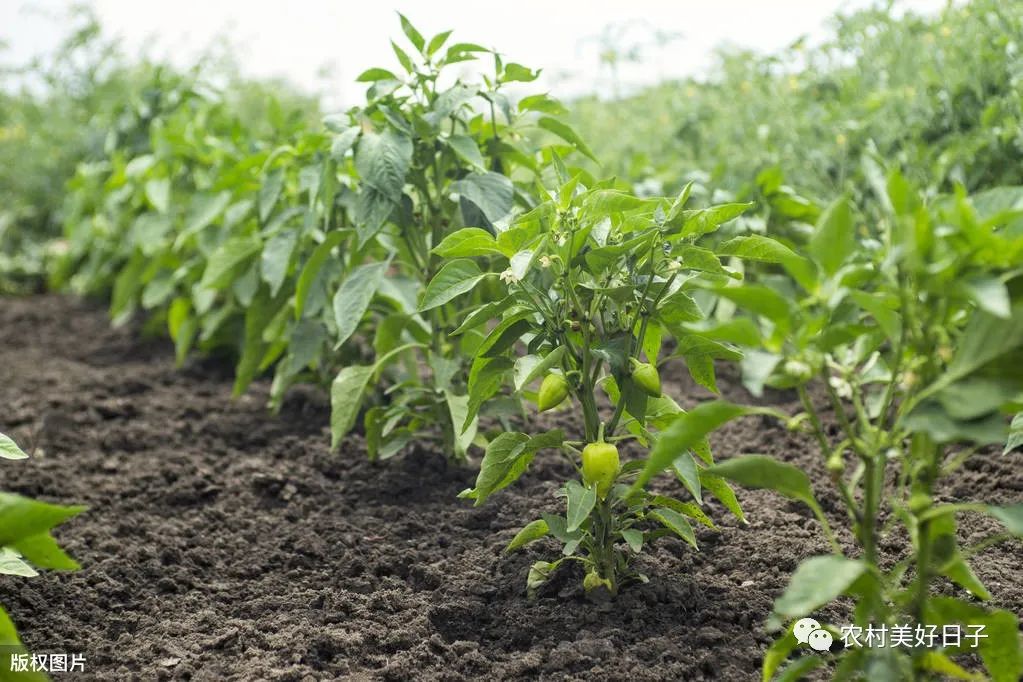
[
  {"left": 438, "top": 166, "right": 767, "bottom": 594},
  {"left": 0, "top": 432, "right": 85, "bottom": 678},
  {"left": 323, "top": 15, "right": 597, "bottom": 461},
  {"left": 678, "top": 176, "right": 1023, "bottom": 680}
]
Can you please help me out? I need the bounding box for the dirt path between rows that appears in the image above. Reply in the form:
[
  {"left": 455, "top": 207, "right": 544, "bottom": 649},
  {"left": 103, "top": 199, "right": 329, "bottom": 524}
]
[{"left": 1, "top": 295, "right": 1020, "bottom": 681}]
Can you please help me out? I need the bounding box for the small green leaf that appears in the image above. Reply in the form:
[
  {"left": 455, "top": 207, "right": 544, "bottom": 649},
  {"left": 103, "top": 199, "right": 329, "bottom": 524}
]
[
  {"left": 513, "top": 347, "right": 566, "bottom": 392},
  {"left": 987, "top": 503, "right": 1023, "bottom": 537},
  {"left": 809, "top": 196, "right": 855, "bottom": 276},
  {"left": 632, "top": 401, "right": 778, "bottom": 492},
  {"left": 773, "top": 555, "right": 866, "bottom": 619},
  {"left": 706, "top": 455, "right": 817, "bottom": 507},
  {"left": 420, "top": 259, "right": 488, "bottom": 311},
  {"left": 446, "top": 135, "right": 487, "bottom": 171},
  {"left": 356, "top": 67, "right": 400, "bottom": 82},
  {"left": 329, "top": 365, "right": 375, "bottom": 449},
  {"left": 0, "top": 493, "right": 86, "bottom": 547},
  {"left": 565, "top": 480, "right": 597, "bottom": 532},
  {"left": 672, "top": 452, "right": 702, "bottom": 504},
  {"left": 397, "top": 12, "right": 425, "bottom": 52},
  {"left": 200, "top": 235, "right": 262, "bottom": 291},
  {"left": 0, "top": 434, "right": 28, "bottom": 460},
  {"left": 333, "top": 260, "right": 389, "bottom": 348},
  {"left": 432, "top": 228, "right": 504, "bottom": 258},
  {"left": 649, "top": 508, "right": 698, "bottom": 549},
  {"left": 295, "top": 231, "right": 347, "bottom": 319},
  {"left": 537, "top": 117, "right": 597, "bottom": 162},
  {"left": 506, "top": 519, "right": 549, "bottom": 552},
  {"left": 145, "top": 178, "right": 171, "bottom": 213},
  {"left": 620, "top": 528, "right": 644, "bottom": 553}
]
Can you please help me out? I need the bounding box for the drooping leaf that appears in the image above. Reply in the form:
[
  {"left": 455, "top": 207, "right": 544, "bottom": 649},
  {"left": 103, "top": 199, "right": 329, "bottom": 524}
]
[
  {"left": 773, "top": 555, "right": 867, "bottom": 619},
  {"left": 649, "top": 508, "right": 698, "bottom": 549},
  {"left": 329, "top": 365, "right": 375, "bottom": 449},
  {"left": 0, "top": 434, "right": 28, "bottom": 460},
  {"left": 333, "top": 260, "right": 389, "bottom": 348},
  {"left": 809, "top": 196, "right": 855, "bottom": 277},
  {"left": 506, "top": 519, "right": 549, "bottom": 552}
]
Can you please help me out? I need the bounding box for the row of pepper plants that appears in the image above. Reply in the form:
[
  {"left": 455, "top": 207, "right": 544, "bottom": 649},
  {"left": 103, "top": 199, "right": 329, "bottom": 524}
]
[{"left": 7, "top": 16, "right": 1023, "bottom": 681}]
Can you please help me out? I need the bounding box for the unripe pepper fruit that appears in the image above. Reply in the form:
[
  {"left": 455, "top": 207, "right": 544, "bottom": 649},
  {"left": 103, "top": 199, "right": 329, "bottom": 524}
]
[
  {"left": 582, "top": 426, "right": 620, "bottom": 499},
  {"left": 630, "top": 358, "right": 662, "bottom": 398},
  {"left": 537, "top": 373, "right": 570, "bottom": 412}
]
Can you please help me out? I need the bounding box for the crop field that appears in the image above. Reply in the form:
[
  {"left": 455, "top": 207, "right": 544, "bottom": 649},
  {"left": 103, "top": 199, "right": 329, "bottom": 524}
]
[{"left": 1, "top": 2, "right": 1022, "bottom": 680}]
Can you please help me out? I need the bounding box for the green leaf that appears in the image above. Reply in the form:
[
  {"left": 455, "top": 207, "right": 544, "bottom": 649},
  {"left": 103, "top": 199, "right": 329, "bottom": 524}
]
[
  {"left": 0, "top": 493, "right": 86, "bottom": 547},
  {"left": 463, "top": 356, "right": 513, "bottom": 432},
  {"left": 333, "top": 260, "right": 389, "bottom": 348},
  {"left": 621, "top": 528, "right": 644, "bottom": 553},
  {"left": 699, "top": 471, "right": 746, "bottom": 523},
  {"left": 677, "top": 203, "right": 752, "bottom": 238},
  {"left": 10, "top": 532, "right": 80, "bottom": 570},
  {"left": 445, "top": 390, "right": 477, "bottom": 458},
  {"left": 513, "top": 347, "right": 566, "bottom": 392},
  {"left": 923, "top": 303, "right": 1023, "bottom": 398},
  {"left": 0, "top": 548, "right": 36, "bottom": 577},
  {"left": 527, "top": 559, "right": 562, "bottom": 597},
  {"left": 145, "top": 178, "right": 171, "bottom": 213},
  {"left": 1006, "top": 413, "right": 1023, "bottom": 454},
  {"left": 565, "top": 480, "right": 597, "bottom": 533},
  {"left": 420, "top": 259, "right": 488, "bottom": 311},
  {"left": 294, "top": 231, "right": 346, "bottom": 319},
  {"left": 329, "top": 365, "right": 375, "bottom": 449},
  {"left": 261, "top": 228, "right": 299, "bottom": 297},
  {"left": 452, "top": 172, "right": 515, "bottom": 223},
  {"left": 506, "top": 519, "right": 549, "bottom": 552},
  {"left": 397, "top": 12, "right": 425, "bottom": 52},
  {"left": 426, "top": 30, "right": 453, "bottom": 56},
  {"left": 987, "top": 503, "right": 1023, "bottom": 537},
  {"left": 773, "top": 555, "right": 866, "bottom": 619},
  {"left": 0, "top": 434, "right": 28, "bottom": 460},
  {"left": 259, "top": 169, "right": 285, "bottom": 224},
  {"left": 432, "top": 228, "right": 505, "bottom": 258},
  {"left": 672, "top": 452, "right": 702, "bottom": 504},
  {"left": 850, "top": 290, "right": 901, "bottom": 340},
  {"left": 809, "top": 196, "right": 855, "bottom": 276},
  {"left": 649, "top": 508, "right": 698, "bottom": 549},
  {"left": 718, "top": 235, "right": 817, "bottom": 291},
  {"left": 356, "top": 67, "right": 399, "bottom": 82},
  {"left": 356, "top": 129, "right": 413, "bottom": 198},
  {"left": 711, "top": 285, "right": 792, "bottom": 328},
  {"left": 178, "top": 191, "right": 231, "bottom": 245},
  {"left": 463, "top": 429, "right": 563, "bottom": 506},
  {"left": 537, "top": 117, "right": 597, "bottom": 162},
  {"left": 200, "top": 234, "right": 262, "bottom": 290},
  {"left": 232, "top": 292, "right": 275, "bottom": 396},
  {"left": 446, "top": 135, "right": 486, "bottom": 171},
  {"left": 706, "top": 455, "right": 818, "bottom": 507},
  {"left": 926, "top": 598, "right": 1022, "bottom": 682},
  {"left": 631, "top": 401, "right": 776, "bottom": 492},
  {"left": 503, "top": 63, "right": 540, "bottom": 82},
  {"left": 962, "top": 276, "right": 1012, "bottom": 319}
]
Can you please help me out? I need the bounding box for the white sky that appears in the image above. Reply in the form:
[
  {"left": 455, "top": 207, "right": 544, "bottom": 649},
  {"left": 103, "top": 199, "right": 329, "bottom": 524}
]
[{"left": 2, "top": 0, "right": 951, "bottom": 106}]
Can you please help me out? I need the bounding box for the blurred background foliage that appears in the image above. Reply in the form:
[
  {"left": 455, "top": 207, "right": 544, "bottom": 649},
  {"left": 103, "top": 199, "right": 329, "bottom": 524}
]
[
  {"left": 0, "top": 6, "right": 320, "bottom": 291},
  {"left": 2, "top": 0, "right": 1022, "bottom": 290},
  {"left": 571, "top": 0, "right": 1023, "bottom": 212}
]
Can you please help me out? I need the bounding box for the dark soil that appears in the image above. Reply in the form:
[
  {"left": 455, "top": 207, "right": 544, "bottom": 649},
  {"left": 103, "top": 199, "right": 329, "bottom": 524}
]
[{"left": 0, "top": 295, "right": 1020, "bottom": 681}]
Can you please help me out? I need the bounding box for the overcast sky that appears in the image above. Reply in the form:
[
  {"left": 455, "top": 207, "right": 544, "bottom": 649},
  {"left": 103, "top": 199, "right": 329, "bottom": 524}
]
[{"left": 2, "top": 0, "right": 951, "bottom": 105}]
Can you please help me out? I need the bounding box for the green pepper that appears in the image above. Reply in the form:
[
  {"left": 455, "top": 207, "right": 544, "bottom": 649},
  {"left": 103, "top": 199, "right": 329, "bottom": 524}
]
[
  {"left": 630, "top": 358, "right": 662, "bottom": 398},
  {"left": 582, "top": 438, "right": 620, "bottom": 499},
  {"left": 537, "top": 373, "right": 570, "bottom": 412}
]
